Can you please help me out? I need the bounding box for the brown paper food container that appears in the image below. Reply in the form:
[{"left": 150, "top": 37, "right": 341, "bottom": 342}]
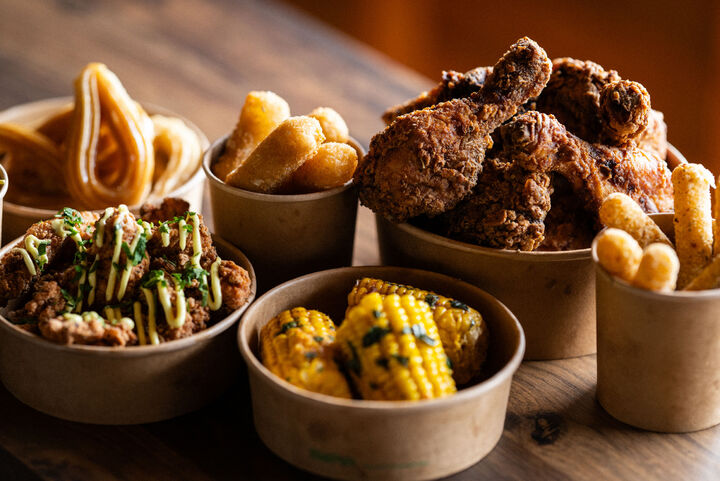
[
  {"left": 203, "top": 135, "right": 361, "bottom": 293},
  {"left": 0, "top": 235, "right": 256, "bottom": 425},
  {"left": 0, "top": 97, "right": 209, "bottom": 245},
  {"left": 377, "top": 147, "right": 686, "bottom": 361},
  {"left": 593, "top": 213, "right": 720, "bottom": 433},
  {"left": 238, "top": 266, "right": 525, "bottom": 481}
]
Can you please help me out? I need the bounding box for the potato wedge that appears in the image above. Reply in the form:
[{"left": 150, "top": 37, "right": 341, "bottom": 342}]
[
  {"left": 308, "top": 107, "right": 349, "bottom": 143},
  {"left": 290, "top": 142, "right": 358, "bottom": 192}
]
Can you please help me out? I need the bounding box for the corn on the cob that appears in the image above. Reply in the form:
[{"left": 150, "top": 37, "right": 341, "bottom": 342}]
[
  {"left": 347, "top": 278, "right": 488, "bottom": 384},
  {"left": 337, "top": 292, "right": 456, "bottom": 400},
  {"left": 260, "top": 307, "right": 351, "bottom": 398}
]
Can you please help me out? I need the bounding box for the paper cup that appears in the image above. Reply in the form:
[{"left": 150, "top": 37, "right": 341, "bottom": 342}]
[
  {"left": 376, "top": 146, "right": 685, "bottom": 361},
  {"left": 0, "top": 97, "right": 209, "bottom": 245},
  {"left": 203, "top": 135, "right": 360, "bottom": 293},
  {"left": 0, "top": 235, "right": 255, "bottom": 425},
  {"left": 238, "top": 266, "right": 525, "bottom": 481},
  {"left": 593, "top": 213, "right": 720, "bottom": 432}
]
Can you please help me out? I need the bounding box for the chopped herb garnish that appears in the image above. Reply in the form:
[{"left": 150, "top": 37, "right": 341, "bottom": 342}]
[
  {"left": 446, "top": 356, "right": 453, "bottom": 369},
  {"left": 277, "top": 321, "right": 299, "bottom": 335},
  {"left": 372, "top": 309, "right": 382, "bottom": 319},
  {"left": 72, "top": 265, "right": 84, "bottom": 283},
  {"left": 159, "top": 222, "right": 170, "bottom": 234},
  {"left": 313, "top": 336, "right": 324, "bottom": 343},
  {"left": 112, "top": 261, "right": 122, "bottom": 273},
  {"left": 410, "top": 323, "right": 438, "bottom": 346},
  {"left": 391, "top": 354, "right": 409, "bottom": 367},
  {"left": 304, "top": 352, "right": 318, "bottom": 360},
  {"left": 449, "top": 300, "right": 469, "bottom": 311},
  {"left": 400, "top": 326, "right": 411, "bottom": 335},
  {"left": 73, "top": 250, "right": 87, "bottom": 265},
  {"left": 375, "top": 357, "right": 389, "bottom": 369},
  {"left": 141, "top": 270, "right": 167, "bottom": 288},
  {"left": 346, "top": 341, "right": 362, "bottom": 375},
  {"left": 362, "top": 326, "right": 390, "bottom": 347},
  {"left": 424, "top": 294, "right": 439, "bottom": 307},
  {"left": 121, "top": 234, "right": 147, "bottom": 266},
  {"left": 182, "top": 223, "right": 193, "bottom": 233},
  {"left": 55, "top": 207, "right": 83, "bottom": 226},
  {"left": 60, "top": 288, "right": 77, "bottom": 312}
]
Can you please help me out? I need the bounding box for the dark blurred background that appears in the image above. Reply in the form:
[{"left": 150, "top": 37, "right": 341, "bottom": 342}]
[{"left": 287, "top": 0, "right": 720, "bottom": 171}]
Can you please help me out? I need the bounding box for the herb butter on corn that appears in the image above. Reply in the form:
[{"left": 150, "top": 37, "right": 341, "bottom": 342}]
[
  {"left": 260, "top": 307, "right": 351, "bottom": 398},
  {"left": 337, "top": 292, "right": 456, "bottom": 400}
]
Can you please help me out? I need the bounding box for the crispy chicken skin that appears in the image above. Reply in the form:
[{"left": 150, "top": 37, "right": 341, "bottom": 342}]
[
  {"left": 533, "top": 57, "right": 667, "bottom": 158},
  {"left": 538, "top": 177, "right": 596, "bottom": 251},
  {"left": 382, "top": 66, "right": 492, "bottom": 124},
  {"left": 442, "top": 111, "right": 673, "bottom": 249},
  {"left": 356, "top": 37, "right": 552, "bottom": 222},
  {"left": 139, "top": 197, "right": 191, "bottom": 224}
]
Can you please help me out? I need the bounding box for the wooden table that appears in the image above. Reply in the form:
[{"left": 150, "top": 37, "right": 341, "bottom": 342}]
[{"left": 0, "top": 1, "right": 718, "bottom": 479}]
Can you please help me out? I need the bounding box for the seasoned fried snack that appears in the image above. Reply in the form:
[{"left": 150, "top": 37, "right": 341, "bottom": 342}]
[
  {"left": 0, "top": 124, "right": 70, "bottom": 207},
  {"left": 0, "top": 200, "right": 252, "bottom": 347},
  {"left": 382, "top": 66, "right": 492, "bottom": 124},
  {"left": 308, "top": 107, "right": 349, "bottom": 143},
  {"left": 337, "top": 293, "right": 456, "bottom": 401},
  {"left": 260, "top": 307, "right": 352, "bottom": 398},
  {"left": 596, "top": 228, "right": 643, "bottom": 282},
  {"left": 632, "top": 243, "right": 679, "bottom": 292},
  {"left": 289, "top": 142, "right": 358, "bottom": 192},
  {"left": 672, "top": 163, "right": 714, "bottom": 288},
  {"left": 36, "top": 105, "right": 74, "bottom": 148},
  {"left": 599, "top": 80, "right": 651, "bottom": 145},
  {"left": 225, "top": 116, "right": 325, "bottom": 193},
  {"left": 599, "top": 193, "right": 672, "bottom": 247},
  {"left": 441, "top": 111, "right": 673, "bottom": 249},
  {"left": 346, "top": 277, "right": 487, "bottom": 385},
  {"left": 66, "top": 63, "right": 155, "bottom": 209},
  {"left": 213, "top": 91, "right": 290, "bottom": 181},
  {"left": 355, "top": 37, "right": 552, "bottom": 222},
  {"left": 150, "top": 115, "right": 202, "bottom": 198}
]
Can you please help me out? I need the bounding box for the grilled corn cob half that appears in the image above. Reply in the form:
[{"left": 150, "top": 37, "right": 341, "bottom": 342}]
[
  {"left": 347, "top": 278, "right": 488, "bottom": 384},
  {"left": 260, "top": 307, "right": 352, "bottom": 398},
  {"left": 337, "top": 292, "right": 456, "bottom": 400}
]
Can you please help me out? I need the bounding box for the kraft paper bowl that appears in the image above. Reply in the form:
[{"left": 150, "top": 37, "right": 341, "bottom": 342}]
[
  {"left": 238, "top": 266, "right": 525, "bottom": 481},
  {"left": 0, "top": 97, "right": 209, "bottom": 245},
  {"left": 377, "top": 146, "right": 686, "bottom": 361},
  {"left": 204, "top": 134, "right": 361, "bottom": 293},
  {"left": 593, "top": 213, "right": 720, "bottom": 433},
  {"left": 0, "top": 235, "right": 256, "bottom": 425}
]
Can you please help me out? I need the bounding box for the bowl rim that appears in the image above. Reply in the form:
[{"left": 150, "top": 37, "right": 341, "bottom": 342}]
[
  {"left": 237, "top": 265, "right": 526, "bottom": 412},
  {"left": 0, "top": 234, "right": 256, "bottom": 357},
  {"left": 376, "top": 144, "right": 685, "bottom": 262},
  {"left": 0, "top": 164, "right": 8, "bottom": 201},
  {"left": 0, "top": 96, "right": 209, "bottom": 216},
  {"left": 592, "top": 212, "right": 720, "bottom": 301},
  {"left": 202, "top": 133, "right": 362, "bottom": 203}
]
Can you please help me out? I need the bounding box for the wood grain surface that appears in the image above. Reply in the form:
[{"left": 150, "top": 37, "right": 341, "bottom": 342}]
[{"left": 0, "top": 1, "right": 718, "bottom": 480}]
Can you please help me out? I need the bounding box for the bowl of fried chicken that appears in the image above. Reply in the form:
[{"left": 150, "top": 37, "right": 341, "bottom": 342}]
[
  {"left": 0, "top": 198, "right": 255, "bottom": 424},
  {"left": 359, "top": 37, "right": 683, "bottom": 360}
]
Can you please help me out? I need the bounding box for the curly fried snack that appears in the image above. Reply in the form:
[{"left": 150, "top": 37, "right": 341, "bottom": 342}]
[
  {"left": 672, "top": 163, "right": 714, "bottom": 288},
  {"left": 632, "top": 243, "right": 679, "bottom": 292},
  {"left": 36, "top": 105, "right": 74, "bottom": 148},
  {"left": 308, "top": 107, "right": 349, "bottom": 143},
  {"left": 149, "top": 115, "right": 202, "bottom": 198},
  {"left": 225, "top": 116, "right": 325, "bottom": 193},
  {"left": 0, "top": 124, "right": 69, "bottom": 207},
  {"left": 289, "top": 142, "right": 357, "bottom": 192},
  {"left": 213, "top": 91, "right": 290, "bottom": 181},
  {"left": 599, "top": 193, "right": 672, "bottom": 247},
  {"left": 596, "top": 228, "right": 643, "bottom": 282},
  {"left": 66, "top": 63, "right": 155, "bottom": 209}
]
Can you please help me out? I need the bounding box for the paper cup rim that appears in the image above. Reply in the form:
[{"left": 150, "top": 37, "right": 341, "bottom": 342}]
[
  {"left": 238, "top": 265, "right": 526, "bottom": 412},
  {"left": 591, "top": 212, "right": 720, "bottom": 300},
  {"left": 0, "top": 96, "right": 209, "bottom": 216},
  {"left": 0, "top": 234, "right": 256, "bottom": 357},
  {"left": 202, "top": 134, "right": 362, "bottom": 203},
  {"left": 0, "top": 164, "right": 8, "bottom": 200}
]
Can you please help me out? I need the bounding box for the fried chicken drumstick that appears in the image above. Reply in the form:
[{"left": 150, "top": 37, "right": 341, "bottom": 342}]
[
  {"left": 356, "top": 37, "right": 552, "bottom": 222},
  {"left": 443, "top": 111, "right": 673, "bottom": 250}
]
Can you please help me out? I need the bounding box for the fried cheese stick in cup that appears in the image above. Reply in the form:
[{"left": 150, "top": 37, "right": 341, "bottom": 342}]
[
  {"left": 599, "top": 193, "right": 672, "bottom": 247},
  {"left": 632, "top": 243, "right": 679, "bottom": 292},
  {"left": 672, "top": 163, "right": 714, "bottom": 288},
  {"left": 595, "top": 228, "right": 643, "bottom": 282}
]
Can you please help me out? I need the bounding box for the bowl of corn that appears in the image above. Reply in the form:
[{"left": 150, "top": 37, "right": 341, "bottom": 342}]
[{"left": 237, "top": 266, "right": 524, "bottom": 481}]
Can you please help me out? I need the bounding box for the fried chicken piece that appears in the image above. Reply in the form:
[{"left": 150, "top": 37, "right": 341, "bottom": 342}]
[
  {"left": 443, "top": 158, "right": 552, "bottom": 250},
  {"left": 537, "top": 177, "right": 596, "bottom": 251},
  {"left": 533, "top": 57, "right": 667, "bottom": 156},
  {"left": 38, "top": 314, "right": 137, "bottom": 346},
  {"left": 146, "top": 212, "right": 217, "bottom": 271},
  {"left": 382, "top": 66, "right": 492, "bottom": 124},
  {"left": 442, "top": 111, "right": 673, "bottom": 250},
  {"left": 139, "top": 197, "right": 190, "bottom": 224},
  {"left": 356, "top": 37, "right": 552, "bottom": 222},
  {"left": 218, "top": 260, "right": 252, "bottom": 311}
]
